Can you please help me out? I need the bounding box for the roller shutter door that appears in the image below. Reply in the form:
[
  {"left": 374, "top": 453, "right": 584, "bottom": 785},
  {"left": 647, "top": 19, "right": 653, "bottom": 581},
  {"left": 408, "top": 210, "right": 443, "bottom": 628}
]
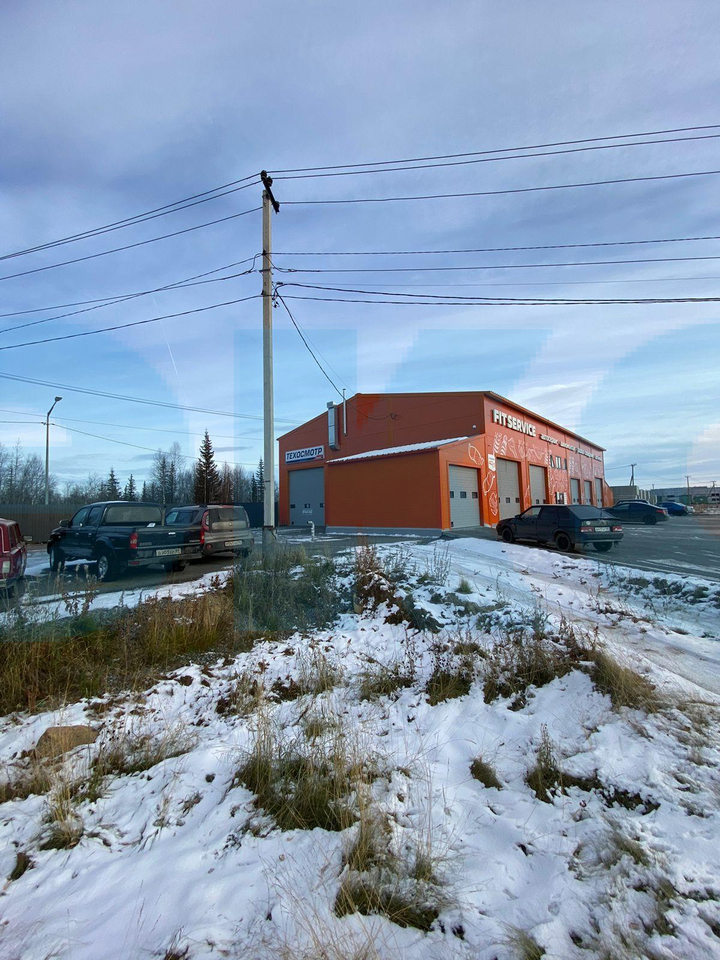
[
  {"left": 570, "top": 478, "right": 581, "bottom": 504},
  {"left": 529, "top": 465, "right": 547, "bottom": 505},
  {"left": 595, "top": 478, "right": 603, "bottom": 507},
  {"left": 449, "top": 466, "right": 480, "bottom": 527},
  {"left": 289, "top": 468, "right": 325, "bottom": 526},
  {"left": 584, "top": 480, "right": 593, "bottom": 504},
  {"left": 496, "top": 458, "right": 521, "bottom": 520}
]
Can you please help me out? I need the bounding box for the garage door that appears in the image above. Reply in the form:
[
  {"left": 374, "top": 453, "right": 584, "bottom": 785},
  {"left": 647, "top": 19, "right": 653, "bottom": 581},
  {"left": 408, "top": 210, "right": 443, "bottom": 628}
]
[
  {"left": 496, "top": 458, "right": 521, "bottom": 521},
  {"left": 289, "top": 468, "right": 325, "bottom": 526},
  {"left": 570, "top": 478, "right": 581, "bottom": 504},
  {"left": 529, "top": 465, "right": 547, "bottom": 505},
  {"left": 595, "top": 478, "right": 603, "bottom": 507},
  {"left": 448, "top": 465, "right": 480, "bottom": 528},
  {"left": 584, "top": 480, "right": 593, "bottom": 504}
]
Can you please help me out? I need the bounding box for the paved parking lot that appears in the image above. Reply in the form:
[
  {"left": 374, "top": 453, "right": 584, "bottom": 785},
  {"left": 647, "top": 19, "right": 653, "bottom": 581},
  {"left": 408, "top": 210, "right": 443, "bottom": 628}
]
[{"left": 446, "top": 515, "right": 720, "bottom": 581}]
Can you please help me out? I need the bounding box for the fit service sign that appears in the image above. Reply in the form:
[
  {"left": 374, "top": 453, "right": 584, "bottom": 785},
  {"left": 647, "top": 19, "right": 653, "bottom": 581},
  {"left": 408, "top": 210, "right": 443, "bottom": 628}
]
[{"left": 285, "top": 445, "right": 325, "bottom": 464}]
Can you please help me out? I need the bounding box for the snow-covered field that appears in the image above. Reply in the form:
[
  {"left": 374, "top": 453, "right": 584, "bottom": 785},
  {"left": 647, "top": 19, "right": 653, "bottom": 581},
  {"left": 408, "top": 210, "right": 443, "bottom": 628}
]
[{"left": 1, "top": 540, "right": 719, "bottom": 960}]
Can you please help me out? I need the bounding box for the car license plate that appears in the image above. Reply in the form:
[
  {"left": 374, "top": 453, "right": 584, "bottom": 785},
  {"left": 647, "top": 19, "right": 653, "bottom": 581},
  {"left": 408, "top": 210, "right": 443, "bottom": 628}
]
[
  {"left": 156, "top": 547, "right": 182, "bottom": 557},
  {"left": 594, "top": 527, "right": 609, "bottom": 533},
  {"left": 224, "top": 540, "right": 243, "bottom": 547}
]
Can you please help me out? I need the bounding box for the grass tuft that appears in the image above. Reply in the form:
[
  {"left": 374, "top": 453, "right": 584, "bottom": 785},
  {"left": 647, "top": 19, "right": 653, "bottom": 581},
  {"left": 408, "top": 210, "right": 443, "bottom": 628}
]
[
  {"left": 8, "top": 850, "right": 33, "bottom": 881},
  {"left": 590, "top": 650, "right": 659, "bottom": 712},
  {"left": 505, "top": 928, "right": 546, "bottom": 960},
  {"left": 456, "top": 577, "right": 473, "bottom": 595},
  {"left": 470, "top": 756, "right": 502, "bottom": 789},
  {"left": 525, "top": 726, "right": 561, "bottom": 803}
]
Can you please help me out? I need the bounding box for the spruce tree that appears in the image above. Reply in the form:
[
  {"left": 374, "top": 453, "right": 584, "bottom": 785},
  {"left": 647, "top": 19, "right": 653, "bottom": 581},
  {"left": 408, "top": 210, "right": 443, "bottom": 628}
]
[
  {"left": 141, "top": 481, "right": 148, "bottom": 501},
  {"left": 106, "top": 467, "right": 121, "bottom": 499},
  {"left": 194, "top": 430, "right": 220, "bottom": 503},
  {"left": 255, "top": 458, "right": 265, "bottom": 503},
  {"left": 123, "top": 474, "right": 138, "bottom": 501}
]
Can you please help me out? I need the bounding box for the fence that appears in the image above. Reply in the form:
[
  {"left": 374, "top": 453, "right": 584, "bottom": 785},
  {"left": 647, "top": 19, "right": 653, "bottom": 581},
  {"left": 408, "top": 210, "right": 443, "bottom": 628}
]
[
  {"left": 1, "top": 501, "right": 279, "bottom": 541},
  {"left": 0, "top": 504, "right": 84, "bottom": 543}
]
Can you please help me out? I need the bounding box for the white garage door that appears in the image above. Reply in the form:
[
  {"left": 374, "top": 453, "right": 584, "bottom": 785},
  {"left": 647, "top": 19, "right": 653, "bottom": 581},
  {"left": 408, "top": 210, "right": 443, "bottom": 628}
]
[
  {"left": 584, "top": 480, "right": 593, "bottom": 504},
  {"left": 529, "top": 465, "right": 547, "bottom": 505},
  {"left": 570, "top": 478, "right": 581, "bottom": 504},
  {"left": 496, "top": 458, "right": 521, "bottom": 521},
  {"left": 449, "top": 465, "right": 480, "bottom": 528},
  {"left": 595, "top": 478, "right": 603, "bottom": 507}
]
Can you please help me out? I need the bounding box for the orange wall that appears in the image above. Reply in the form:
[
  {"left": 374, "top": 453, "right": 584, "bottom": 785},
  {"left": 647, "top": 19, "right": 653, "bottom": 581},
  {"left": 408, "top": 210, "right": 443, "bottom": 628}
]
[
  {"left": 279, "top": 392, "right": 608, "bottom": 529},
  {"left": 326, "top": 450, "right": 443, "bottom": 529}
]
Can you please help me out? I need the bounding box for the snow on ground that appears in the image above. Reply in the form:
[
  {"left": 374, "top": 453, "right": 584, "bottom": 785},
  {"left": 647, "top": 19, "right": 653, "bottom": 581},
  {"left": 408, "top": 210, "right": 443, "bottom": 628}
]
[{"left": 1, "top": 542, "right": 720, "bottom": 959}]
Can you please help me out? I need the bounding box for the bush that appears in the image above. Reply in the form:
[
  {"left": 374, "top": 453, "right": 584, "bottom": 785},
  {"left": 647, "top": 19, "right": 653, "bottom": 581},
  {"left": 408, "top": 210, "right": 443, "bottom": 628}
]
[{"left": 234, "top": 549, "right": 347, "bottom": 632}]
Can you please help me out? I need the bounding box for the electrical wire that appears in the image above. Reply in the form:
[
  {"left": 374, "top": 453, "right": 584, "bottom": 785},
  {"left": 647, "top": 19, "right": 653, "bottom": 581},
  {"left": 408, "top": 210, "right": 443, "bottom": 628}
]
[
  {"left": 271, "top": 132, "right": 720, "bottom": 180},
  {"left": 281, "top": 168, "right": 720, "bottom": 206},
  {"left": 0, "top": 371, "right": 300, "bottom": 424},
  {"left": 0, "top": 407, "right": 261, "bottom": 441},
  {"left": 273, "top": 290, "right": 344, "bottom": 397},
  {"left": 0, "top": 206, "right": 261, "bottom": 283},
  {"left": 53, "top": 423, "right": 262, "bottom": 469},
  {"left": 1, "top": 174, "right": 261, "bottom": 263},
  {"left": 0, "top": 258, "right": 260, "bottom": 336},
  {"left": 277, "top": 281, "right": 720, "bottom": 305},
  {"left": 275, "top": 232, "right": 720, "bottom": 257},
  {"left": 268, "top": 123, "right": 720, "bottom": 174},
  {"left": 274, "top": 252, "right": 720, "bottom": 274},
  {"left": 0, "top": 294, "right": 262, "bottom": 352}
]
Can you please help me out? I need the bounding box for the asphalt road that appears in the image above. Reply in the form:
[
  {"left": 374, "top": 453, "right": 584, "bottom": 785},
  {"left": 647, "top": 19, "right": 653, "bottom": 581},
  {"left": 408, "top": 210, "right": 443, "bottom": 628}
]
[
  {"left": 12, "top": 517, "right": 720, "bottom": 606},
  {"left": 446, "top": 514, "right": 720, "bottom": 582}
]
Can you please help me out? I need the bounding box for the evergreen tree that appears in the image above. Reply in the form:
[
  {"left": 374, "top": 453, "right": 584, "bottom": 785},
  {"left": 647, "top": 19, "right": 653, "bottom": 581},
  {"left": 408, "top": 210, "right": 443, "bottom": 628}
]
[
  {"left": 253, "top": 458, "right": 265, "bottom": 503},
  {"left": 193, "top": 430, "right": 220, "bottom": 503},
  {"left": 123, "top": 474, "right": 138, "bottom": 501},
  {"left": 141, "top": 481, "right": 148, "bottom": 501},
  {"left": 106, "top": 467, "right": 121, "bottom": 499}
]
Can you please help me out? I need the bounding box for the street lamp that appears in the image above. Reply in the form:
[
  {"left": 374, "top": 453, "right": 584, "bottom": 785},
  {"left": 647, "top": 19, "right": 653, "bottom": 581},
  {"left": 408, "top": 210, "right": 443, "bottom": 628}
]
[{"left": 45, "top": 396, "right": 62, "bottom": 505}]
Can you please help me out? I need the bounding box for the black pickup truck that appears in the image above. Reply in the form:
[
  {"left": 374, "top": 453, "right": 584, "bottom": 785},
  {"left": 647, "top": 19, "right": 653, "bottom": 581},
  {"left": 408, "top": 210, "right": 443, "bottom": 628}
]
[{"left": 47, "top": 501, "right": 203, "bottom": 581}]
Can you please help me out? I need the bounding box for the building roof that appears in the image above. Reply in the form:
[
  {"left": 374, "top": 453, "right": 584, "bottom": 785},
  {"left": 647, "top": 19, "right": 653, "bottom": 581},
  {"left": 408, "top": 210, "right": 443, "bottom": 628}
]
[
  {"left": 279, "top": 391, "right": 604, "bottom": 452},
  {"left": 329, "top": 437, "right": 468, "bottom": 464}
]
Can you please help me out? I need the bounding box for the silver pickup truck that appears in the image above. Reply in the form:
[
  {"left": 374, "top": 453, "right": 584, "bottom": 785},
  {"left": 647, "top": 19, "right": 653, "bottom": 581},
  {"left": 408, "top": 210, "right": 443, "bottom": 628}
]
[{"left": 164, "top": 504, "right": 255, "bottom": 559}]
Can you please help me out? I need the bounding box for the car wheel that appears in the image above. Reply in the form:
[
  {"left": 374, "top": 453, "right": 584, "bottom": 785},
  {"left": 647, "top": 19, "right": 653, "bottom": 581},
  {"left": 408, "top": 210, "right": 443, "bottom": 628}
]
[
  {"left": 643, "top": 514, "right": 657, "bottom": 525},
  {"left": 49, "top": 544, "right": 65, "bottom": 573},
  {"left": 95, "top": 549, "right": 116, "bottom": 582},
  {"left": 555, "top": 532, "right": 573, "bottom": 552},
  {"left": 593, "top": 542, "right": 614, "bottom": 553},
  {"left": 501, "top": 528, "right": 514, "bottom": 544}
]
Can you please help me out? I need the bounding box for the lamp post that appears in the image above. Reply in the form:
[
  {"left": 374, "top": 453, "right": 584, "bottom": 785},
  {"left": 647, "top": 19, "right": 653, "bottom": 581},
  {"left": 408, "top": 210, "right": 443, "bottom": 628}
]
[{"left": 45, "top": 396, "right": 62, "bottom": 505}]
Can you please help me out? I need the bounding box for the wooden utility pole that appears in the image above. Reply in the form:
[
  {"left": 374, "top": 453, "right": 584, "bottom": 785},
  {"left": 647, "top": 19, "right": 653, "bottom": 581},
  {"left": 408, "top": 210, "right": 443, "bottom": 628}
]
[
  {"left": 629, "top": 463, "right": 637, "bottom": 487},
  {"left": 260, "top": 171, "right": 280, "bottom": 548}
]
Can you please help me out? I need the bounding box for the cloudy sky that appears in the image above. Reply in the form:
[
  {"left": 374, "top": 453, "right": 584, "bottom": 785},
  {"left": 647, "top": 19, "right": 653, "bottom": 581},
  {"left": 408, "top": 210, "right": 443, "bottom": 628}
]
[{"left": 1, "top": 0, "right": 719, "bottom": 494}]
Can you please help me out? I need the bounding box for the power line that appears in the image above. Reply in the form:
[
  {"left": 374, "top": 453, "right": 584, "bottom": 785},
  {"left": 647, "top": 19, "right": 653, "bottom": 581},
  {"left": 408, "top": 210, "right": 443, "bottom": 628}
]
[
  {"left": 271, "top": 132, "right": 720, "bottom": 180},
  {"left": 54, "top": 423, "right": 262, "bottom": 469},
  {"left": 0, "top": 408, "right": 261, "bottom": 441},
  {"left": 0, "top": 258, "right": 260, "bottom": 336},
  {"left": 282, "top": 168, "right": 720, "bottom": 206},
  {"left": 268, "top": 122, "right": 720, "bottom": 174},
  {"left": 0, "top": 293, "right": 262, "bottom": 352},
  {"left": 0, "top": 371, "right": 300, "bottom": 424},
  {"left": 275, "top": 252, "right": 720, "bottom": 275},
  {"left": 278, "top": 281, "right": 720, "bottom": 305},
  {"left": 275, "top": 232, "right": 720, "bottom": 257},
  {"left": 0, "top": 206, "right": 261, "bottom": 283},
  {"left": 274, "top": 290, "right": 344, "bottom": 397},
  {"left": 1, "top": 174, "right": 261, "bottom": 263}
]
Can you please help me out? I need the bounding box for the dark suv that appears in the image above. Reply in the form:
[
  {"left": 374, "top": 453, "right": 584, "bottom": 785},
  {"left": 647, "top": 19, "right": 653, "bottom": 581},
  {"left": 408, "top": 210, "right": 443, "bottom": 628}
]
[
  {"left": 497, "top": 504, "right": 623, "bottom": 552},
  {"left": 605, "top": 501, "right": 669, "bottom": 525}
]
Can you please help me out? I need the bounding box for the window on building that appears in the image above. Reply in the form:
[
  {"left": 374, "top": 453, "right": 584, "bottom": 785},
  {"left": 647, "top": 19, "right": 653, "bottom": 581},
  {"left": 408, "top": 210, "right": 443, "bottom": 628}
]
[
  {"left": 460, "top": 491, "right": 467, "bottom": 499},
  {"left": 290, "top": 503, "right": 295, "bottom": 509},
  {"left": 450, "top": 491, "right": 455, "bottom": 498},
  {"left": 472, "top": 491, "right": 478, "bottom": 498}
]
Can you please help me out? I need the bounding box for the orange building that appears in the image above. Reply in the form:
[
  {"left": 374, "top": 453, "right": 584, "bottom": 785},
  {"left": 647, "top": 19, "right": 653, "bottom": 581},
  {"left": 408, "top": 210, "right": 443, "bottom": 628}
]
[{"left": 278, "top": 392, "right": 611, "bottom": 533}]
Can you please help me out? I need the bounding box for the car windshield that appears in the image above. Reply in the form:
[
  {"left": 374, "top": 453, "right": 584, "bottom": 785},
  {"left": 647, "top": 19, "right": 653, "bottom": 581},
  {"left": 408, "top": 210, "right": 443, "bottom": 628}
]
[
  {"left": 103, "top": 505, "right": 163, "bottom": 526},
  {"left": 165, "top": 508, "right": 202, "bottom": 525},
  {"left": 567, "top": 505, "right": 605, "bottom": 519}
]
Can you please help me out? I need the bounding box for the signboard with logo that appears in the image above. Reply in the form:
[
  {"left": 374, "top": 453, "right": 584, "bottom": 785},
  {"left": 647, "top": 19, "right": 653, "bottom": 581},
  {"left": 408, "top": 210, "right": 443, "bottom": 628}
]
[
  {"left": 285, "top": 445, "right": 325, "bottom": 464},
  {"left": 488, "top": 454, "right": 496, "bottom": 472}
]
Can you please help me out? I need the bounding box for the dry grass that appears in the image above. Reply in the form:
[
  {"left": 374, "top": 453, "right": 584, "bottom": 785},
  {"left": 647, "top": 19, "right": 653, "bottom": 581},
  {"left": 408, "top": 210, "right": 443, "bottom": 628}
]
[
  {"left": 7, "top": 850, "right": 33, "bottom": 881},
  {"left": 90, "top": 722, "right": 196, "bottom": 783},
  {"left": 40, "top": 777, "right": 84, "bottom": 850},
  {"left": 234, "top": 714, "right": 370, "bottom": 832},
  {"left": 504, "top": 928, "right": 546, "bottom": 960},
  {"left": 483, "top": 635, "right": 576, "bottom": 709},
  {"left": 359, "top": 658, "right": 415, "bottom": 702},
  {"left": 0, "top": 583, "right": 247, "bottom": 714},
  {"left": 590, "top": 650, "right": 659, "bottom": 712},
  {"left": 456, "top": 577, "right": 473, "bottom": 595},
  {"left": 470, "top": 756, "right": 502, "bottom": 790},
  {"left": 425, "top": 651, "right": 475, "bottom": 705},
  {"left": 216, "top": 668, "right": 266, "bottom": 716},
  {"left": 525, "top": 726, "right": 562, "bottom": 803},
  {"left": 0, "top": 757, "right": 53, "bottom": 804}
]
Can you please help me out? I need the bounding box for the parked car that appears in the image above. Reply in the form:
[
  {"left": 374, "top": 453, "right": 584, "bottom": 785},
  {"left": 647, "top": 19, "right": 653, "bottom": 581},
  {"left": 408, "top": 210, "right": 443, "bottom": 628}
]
[
  {"left": 164, "top": 504, "right": 254, "bottom": 559},
  {"left": 605, "top": 501, "right": 669, "bottom": 525},
  {"left": 47, "top": 501, "right": 204, "bottom": 581},
  {"left": 0, "top": 518, "right": 28, "bottom": 592},
  {"left": 497, "top": 504, "right": 623, "bottom": 552},
  {"left": 657, "top": 501, "right": 689, "bottom": 516}
]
